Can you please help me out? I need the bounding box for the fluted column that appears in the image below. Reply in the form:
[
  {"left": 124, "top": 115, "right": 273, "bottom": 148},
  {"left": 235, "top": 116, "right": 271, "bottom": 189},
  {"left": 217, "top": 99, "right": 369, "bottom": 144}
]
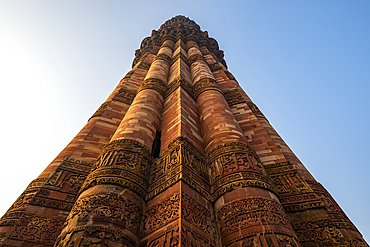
[
  {"left": 188, "top": 41, "right": 247, "bottom": 154},
  {"left": 187, "top": 41, "right": 301, "bottom": 246},
  {"left": 54, "top": 40, "right": 174, "bottom": 247}
]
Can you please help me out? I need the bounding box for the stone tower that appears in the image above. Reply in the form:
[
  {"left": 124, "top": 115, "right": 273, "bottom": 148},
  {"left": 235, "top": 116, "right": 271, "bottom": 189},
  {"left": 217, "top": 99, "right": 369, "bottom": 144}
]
[{"left": 0, "top": 16, "right": 367, "bottom": 247}]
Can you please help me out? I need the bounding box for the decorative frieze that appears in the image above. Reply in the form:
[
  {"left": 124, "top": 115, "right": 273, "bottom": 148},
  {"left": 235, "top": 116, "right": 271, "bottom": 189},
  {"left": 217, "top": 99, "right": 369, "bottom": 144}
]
[
  {"left": 153, "top": 53, "right": 172, "bottom": 65},
  {"left": 181, "top": 223, "right": 216, "bottom": 247},
  {"left": 216, "top": 197, "right": 293, "bottom": 239},
  {"left": 81, "top": 139, "right": 151, "bottom": 197},
  {"left": 265, "top": 162, "right": 312, "bottom": 196},
  {"left": 137, "top": 61, "right": 151, "bottom": 70},
  {"left": 264, "top": 161, "right": 326, "bottom": 214},
  {"left": 9, "top": 157, "right": 93, "bottom": 216},
  {"left": 209, "top": 62, "right": 222, "bottom": 71},
  {"left": 188, "top": 53, "right": 206, "bottom": 65},
  {"left": 44, "top": 157, "right": 93, "bottom": 193},
  {"left": 55, "top": 191, "right": 141, "bottom": 247},
  {"left": 144, "top": 191, "right": 180, "bottom": 235},
  {"left": 170, "top": 52, "right": 190, "bottom": 67},
  {"left": 148, "top": 137, "right": 209, "bottom": 200},
  {"left": 181, "top": 192, "right": 216, "bottom": 238},
  {"left": 224, "top": 88, "right": 246, "bottom": 106},
  {"left": 208, "top": 141, "right": 258, "bottom": 160},
  {"left": 143, "top": 223, "right": 179, "bottom": 247},
  {"left": 112, "top": 87, "right": 137, "bottom": 105},
  {"left": 238, "top": 234, "right": 300, "bottom": 247},
  {"left": 208, "top": 142, "right": 277, "bottom": 200},
  {"left": 306, "top": 180, "right": 359, "bottom": 232},
  {"left": 193, "top": 78, "right": 223, "bottom": 98},
  {"left": 55, "top": 226, "right": 137, "bottom": 247},
  {"left": 150, "top": 137, "right": 208, "bottom": 183},
  {"left": 165, "top": 75, "right": 194, "bottom": 99},
  {"left": 7, "top": 213, "right": 65, "bottom": 245},
  {"left": 138, "top": 78, "right": 167, "bottom": 98},
  {"left": 208, "top": 142, "right": 261, "bottom": 183}
]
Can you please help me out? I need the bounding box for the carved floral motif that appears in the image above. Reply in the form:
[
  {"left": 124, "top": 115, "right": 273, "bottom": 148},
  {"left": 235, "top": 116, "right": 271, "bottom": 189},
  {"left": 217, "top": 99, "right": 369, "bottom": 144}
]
[
  {"left": 7, "top": 214, "right": 64, "bottom": 244},
  {"left": 144, "top": 191, "right": 180, "bottom": 235},
  {"left": 181, "top": 192, "right": 216, "bottom": 237}
]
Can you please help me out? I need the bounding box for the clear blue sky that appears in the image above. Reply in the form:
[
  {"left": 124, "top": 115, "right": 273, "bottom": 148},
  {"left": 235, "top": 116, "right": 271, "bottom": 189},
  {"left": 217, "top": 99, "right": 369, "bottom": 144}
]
[{"left": 1, "top": 0, "right": 369, "bottom": 242}]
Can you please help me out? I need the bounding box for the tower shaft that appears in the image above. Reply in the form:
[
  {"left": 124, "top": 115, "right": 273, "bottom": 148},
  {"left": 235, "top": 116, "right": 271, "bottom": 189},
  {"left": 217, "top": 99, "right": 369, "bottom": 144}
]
[{"left": 0, "top": 16, "right": 367, "bottom": 247}]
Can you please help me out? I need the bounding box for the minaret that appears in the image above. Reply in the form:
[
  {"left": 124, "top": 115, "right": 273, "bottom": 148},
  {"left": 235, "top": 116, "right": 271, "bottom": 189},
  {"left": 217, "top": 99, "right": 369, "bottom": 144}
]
[{"left": 0, "top": 16, "right": 367, "bottom": 247}]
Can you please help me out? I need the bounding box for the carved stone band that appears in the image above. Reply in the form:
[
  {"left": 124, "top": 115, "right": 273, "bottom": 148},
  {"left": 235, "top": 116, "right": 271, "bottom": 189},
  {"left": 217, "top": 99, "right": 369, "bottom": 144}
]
[
  {"left": 57, "top": 190, "right": 143, "bottom": 245},
  {"left": 92, "top": 139, "right": 151, "bottom": 179},
  {"left": 100, "top": 139, "right": 151, "bottom": 158},
  {"left": 137, "top": 62, "right": 151, "bottom": 70},
  {"left": 224, "top": 89, "right": 247, "bottom": 106},
  {"left": 216, "top": 197, "right": 297, "bottom": 244},
  {"left": 170, "top": 52, "right": 190, "bottom": 67},
  {"left": 209, "top": 62, "right": 222, "bottom": 71},
  {"left": 78, "top": 139, "right": 152, "bottom": 196},
  {"left": 165, "top": 76, "right": 194, "bottom": 99},
  {"left": 138, "top": 78, "right": 167, "bottom": 98},
  {"left": 193, "top": 78, "right": 223, "bottom": 99},
  {"left": 153, "top": 53, "right": 172, "bottom": 65},
  {"left": 208, "top": 141, "right": 258, "bottom": 161},
  {"left": 112, "top": 88, "right": 137, "bottom": 105},
  {"left": 148, "top": 136, "right": 209, "bottom": 198},
  {"left": 188, "top": 53, "right": 206, "bottom": 66}
]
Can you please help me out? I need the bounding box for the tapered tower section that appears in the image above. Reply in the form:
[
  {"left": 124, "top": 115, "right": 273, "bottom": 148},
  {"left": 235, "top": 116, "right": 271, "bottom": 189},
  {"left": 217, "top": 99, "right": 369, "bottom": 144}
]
[{"left": 0, "top": 16, "right": 367, "bottom": 247}]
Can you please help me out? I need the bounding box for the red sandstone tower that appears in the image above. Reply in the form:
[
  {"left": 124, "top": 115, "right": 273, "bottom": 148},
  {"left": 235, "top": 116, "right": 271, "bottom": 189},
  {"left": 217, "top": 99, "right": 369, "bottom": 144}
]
[{"left": 0, "top": 16, "right": 367, "bottom": 247}]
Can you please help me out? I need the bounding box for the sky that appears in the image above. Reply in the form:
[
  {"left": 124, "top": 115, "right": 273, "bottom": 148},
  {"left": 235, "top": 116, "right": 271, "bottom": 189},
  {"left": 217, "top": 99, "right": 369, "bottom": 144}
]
[{"left": 0, "top": 0, "right": 369, "bottom": 242}]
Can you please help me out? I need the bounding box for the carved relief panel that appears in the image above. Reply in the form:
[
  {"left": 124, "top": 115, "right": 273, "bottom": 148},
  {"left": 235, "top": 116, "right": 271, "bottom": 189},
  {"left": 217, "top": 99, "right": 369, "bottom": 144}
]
[
  {"left": 144, "top": 191, "right": 180, "bottom": 236},
  {"left": 55, "top": 189, "right": 144, "bottom": 247},
  {"left": 208, "top": 142, "right": 275, "bottom": 201},
  {"left": 112, "top": 87, "right": 137, "bottom": 105},
  {"left": 7, "top": 213, "right": 65, "bottom": 245},
  {"left": 264, "top": 162, "right": 326, "bottom": 214},
  {"left": 148, "top": 137, "right": 209, "bottom": 201},
  {"left": 264, "top": 162, "right": 312, "bottom": 196},
  {"left": 81, "top": 139, "right": 152, "bottom": 198},
  {"left": 181, "top": 192, "right": 216, "bottom": 238}
]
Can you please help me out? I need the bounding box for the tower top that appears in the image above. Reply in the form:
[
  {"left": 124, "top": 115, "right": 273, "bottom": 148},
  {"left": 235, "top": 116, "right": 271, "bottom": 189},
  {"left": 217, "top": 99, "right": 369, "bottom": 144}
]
[{"left": 160, "top": 15, "right": 200, "bottom": 30}]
